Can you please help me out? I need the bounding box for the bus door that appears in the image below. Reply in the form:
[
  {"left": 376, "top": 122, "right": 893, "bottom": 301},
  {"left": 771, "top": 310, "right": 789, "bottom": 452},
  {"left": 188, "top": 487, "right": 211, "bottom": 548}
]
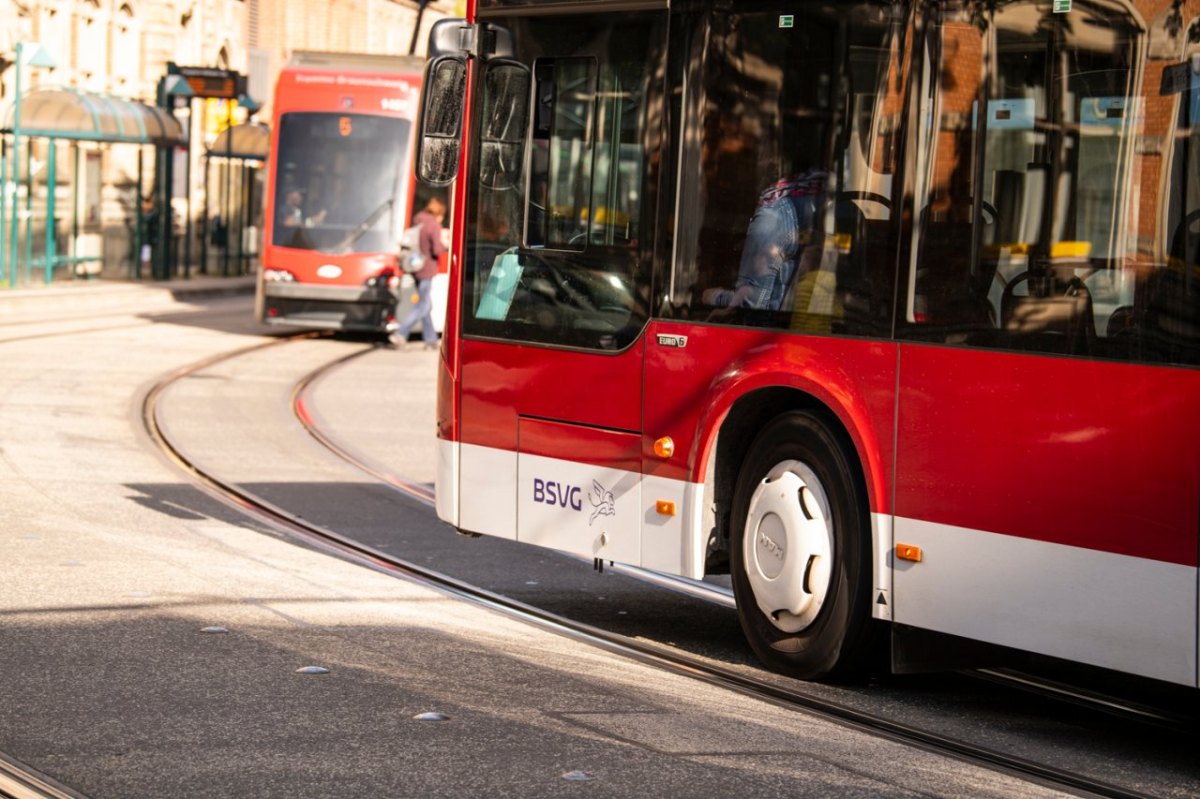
[
  {"left": 895, "top": 0, "right": 1200, "bottom": 686},
  {"left": 643, "top": 2, "right": 906, "bottom": 580},
  {"left": 453, "top": 5, "right": 669, "bottom": 564}
]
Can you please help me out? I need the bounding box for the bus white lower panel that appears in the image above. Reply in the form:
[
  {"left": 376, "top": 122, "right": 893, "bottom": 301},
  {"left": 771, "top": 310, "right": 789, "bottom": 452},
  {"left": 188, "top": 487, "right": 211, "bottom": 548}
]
[
  {"left": 517, "top": 452, "right": 641, "bottom": 564},
  {"left": 455, "top": 443, "right": 707, "bottom": 578},
  {"left": 458, "top": 442, "right": 518, "bottom": 540},
  {"left": 893, "top": 517, "right": 1196, "bottom": 686},
  {"left": 435, "top": 437, "right": 458, "bottom": 527},
  {"left": 641, "top": 474, "right": 705, "bottom": 580},
  {"left": 871, "top": 513, "right": 893, "bottom": 621}
]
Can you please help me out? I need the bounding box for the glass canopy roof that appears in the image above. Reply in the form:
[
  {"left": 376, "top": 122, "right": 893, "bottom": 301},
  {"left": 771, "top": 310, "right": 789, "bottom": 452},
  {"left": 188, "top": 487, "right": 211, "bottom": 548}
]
[{"left": 2, "top": 88, "right": 184, "bottom": 145}]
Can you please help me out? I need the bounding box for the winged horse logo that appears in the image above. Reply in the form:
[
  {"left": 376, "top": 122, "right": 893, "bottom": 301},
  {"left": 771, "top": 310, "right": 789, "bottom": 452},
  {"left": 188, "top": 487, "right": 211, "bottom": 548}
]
[{"left": 588, "top": 480, "right": 615, "bottom": 525}]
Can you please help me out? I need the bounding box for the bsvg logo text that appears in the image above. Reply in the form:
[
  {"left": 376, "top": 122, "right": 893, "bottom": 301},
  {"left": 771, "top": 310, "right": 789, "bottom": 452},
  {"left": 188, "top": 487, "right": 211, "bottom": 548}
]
[{"left": 533, "top": 478, "right": 583, "bottom": 511}]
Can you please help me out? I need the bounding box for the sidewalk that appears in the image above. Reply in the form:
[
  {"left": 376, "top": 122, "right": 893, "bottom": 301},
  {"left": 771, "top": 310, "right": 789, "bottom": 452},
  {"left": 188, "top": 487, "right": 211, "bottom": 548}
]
[{"left": 0, "top": 274, "right": 257, "bottom": 321}]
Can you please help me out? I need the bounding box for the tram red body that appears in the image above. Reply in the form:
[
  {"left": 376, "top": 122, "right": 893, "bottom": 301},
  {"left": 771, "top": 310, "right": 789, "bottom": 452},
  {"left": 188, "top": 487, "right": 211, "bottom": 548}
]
[{"left": 257, "top": 52, "right": 430, "bottom": 334}]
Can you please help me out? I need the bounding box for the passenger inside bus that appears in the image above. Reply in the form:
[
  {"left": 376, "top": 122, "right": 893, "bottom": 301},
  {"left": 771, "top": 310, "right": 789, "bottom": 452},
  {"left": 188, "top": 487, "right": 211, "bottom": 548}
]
[{"left": 702, "top": 170, "right": 827, "bottom": 315}]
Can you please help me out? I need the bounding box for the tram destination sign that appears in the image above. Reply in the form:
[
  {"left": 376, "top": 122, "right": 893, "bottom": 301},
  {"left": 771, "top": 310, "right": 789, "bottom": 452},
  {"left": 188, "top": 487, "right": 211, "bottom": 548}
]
[{"left": 169, "top": 65, "right": 246, "bottom": 100}]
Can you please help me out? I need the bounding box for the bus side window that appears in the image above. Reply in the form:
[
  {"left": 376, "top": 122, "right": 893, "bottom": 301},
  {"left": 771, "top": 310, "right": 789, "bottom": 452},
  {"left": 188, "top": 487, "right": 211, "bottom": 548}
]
[
  {"left": 907, "top": 1, "right": 1199, "bottom": 367},
  {"left": 470, "top": 60, "right": 531, "bottom": 279},
  {"left": 906, "top": 15, "right": 993, "bottom": 341},
  {"left": 525, "top": 58, "right": 596, "bottom": 251},
  {"left": 679, "top": 2, "right": 900, "bottom": 336},
  {"left": 1150, "top": 61, "right": 1200, "bottom": 367}
]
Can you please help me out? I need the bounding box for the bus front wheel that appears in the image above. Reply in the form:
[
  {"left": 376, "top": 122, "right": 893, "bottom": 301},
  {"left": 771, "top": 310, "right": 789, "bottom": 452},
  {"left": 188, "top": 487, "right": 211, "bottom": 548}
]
[{"left": 729, "top": 410, "right": 878, "bottom": 681}]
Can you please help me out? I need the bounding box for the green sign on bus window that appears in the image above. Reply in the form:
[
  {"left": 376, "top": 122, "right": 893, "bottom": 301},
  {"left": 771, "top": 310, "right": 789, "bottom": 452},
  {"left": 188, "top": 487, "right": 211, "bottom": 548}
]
[
  {"left": 1053, "top": 0, "right": 1071, "bottom": 12},
  {"left": 779, "top": 15, "right": 794, "bottom": 28}
]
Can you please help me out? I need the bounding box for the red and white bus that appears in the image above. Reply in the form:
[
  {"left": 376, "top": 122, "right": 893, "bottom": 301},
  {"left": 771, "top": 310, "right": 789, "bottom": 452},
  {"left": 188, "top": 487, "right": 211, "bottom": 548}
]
[
  {"left": 417, "top": 1, "right": 1200, "bottom": 685},
  {"left": 258, "top": 51, "right": 448, "bottom": 336}
]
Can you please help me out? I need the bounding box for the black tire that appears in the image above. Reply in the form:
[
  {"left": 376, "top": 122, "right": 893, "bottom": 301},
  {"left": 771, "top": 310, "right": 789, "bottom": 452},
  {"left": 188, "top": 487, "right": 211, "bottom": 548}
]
[{"left": 729, "top": 410, "right": 881, "bottom": 681}]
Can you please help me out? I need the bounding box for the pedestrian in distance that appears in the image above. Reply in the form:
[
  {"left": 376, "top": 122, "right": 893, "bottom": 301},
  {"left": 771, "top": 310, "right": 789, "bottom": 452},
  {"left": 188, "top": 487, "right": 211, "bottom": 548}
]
[{"left": 390, "top": 197, "right": 448, "bottom": 350}]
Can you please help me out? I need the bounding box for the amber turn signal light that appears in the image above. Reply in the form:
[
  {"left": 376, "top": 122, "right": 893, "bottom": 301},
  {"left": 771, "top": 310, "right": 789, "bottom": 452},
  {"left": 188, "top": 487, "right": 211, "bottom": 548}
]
[
  {"left": 655, "top": 500, "right": 677, "bottom": 517},
  {"left": 895, "top": 543, "right": 923, "bottom": 562},
  {"left": 653, "top": 436, "right": 675, "bottom": 459}
]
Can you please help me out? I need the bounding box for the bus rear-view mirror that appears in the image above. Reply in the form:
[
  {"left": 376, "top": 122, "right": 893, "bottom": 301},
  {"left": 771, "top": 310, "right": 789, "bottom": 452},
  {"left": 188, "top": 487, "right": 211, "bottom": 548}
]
[
  {"left": 417, "top": 56, "right": 467, "bottom": 187},
  {"left": 426, "top": 19, "right": 516, "bottom": 59}
]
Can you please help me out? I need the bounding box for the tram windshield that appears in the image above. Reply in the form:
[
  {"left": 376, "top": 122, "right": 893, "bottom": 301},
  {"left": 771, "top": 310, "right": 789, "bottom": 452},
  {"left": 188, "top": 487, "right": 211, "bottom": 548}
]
[{"left": 271, "top": 112, "right": 412, "bottom": 254}]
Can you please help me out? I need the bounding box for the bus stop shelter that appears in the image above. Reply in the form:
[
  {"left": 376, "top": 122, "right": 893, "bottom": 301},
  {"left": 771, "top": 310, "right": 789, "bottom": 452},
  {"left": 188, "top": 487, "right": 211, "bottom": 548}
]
[
  {"left": 204, "top": 121, "right": 268, "bottom": 277},
  {"left": 1, "top": 87, "right": 183, "bottom": 287}
]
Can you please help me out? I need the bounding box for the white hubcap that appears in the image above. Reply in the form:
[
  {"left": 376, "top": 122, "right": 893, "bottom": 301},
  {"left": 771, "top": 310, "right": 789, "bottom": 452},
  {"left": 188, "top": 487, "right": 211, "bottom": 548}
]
[{"left": 742, "top": 459, "right": 833, "bottom": 633}]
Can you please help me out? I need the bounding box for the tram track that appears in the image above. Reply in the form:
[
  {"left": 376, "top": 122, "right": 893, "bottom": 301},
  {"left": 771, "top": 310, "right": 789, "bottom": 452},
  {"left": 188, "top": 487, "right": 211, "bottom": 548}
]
[
  {"left": 141, "top": 336, "right": 1184, "bottom": 799},
  {"left": 0, "top": 751, "right": 84, "bottom": 799}
]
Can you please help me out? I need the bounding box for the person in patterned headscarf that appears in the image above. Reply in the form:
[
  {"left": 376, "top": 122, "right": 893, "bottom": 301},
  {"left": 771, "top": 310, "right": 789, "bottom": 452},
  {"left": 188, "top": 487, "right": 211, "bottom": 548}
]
[{"left": 703, "top": 170, "right": 826, "bottom": 311}]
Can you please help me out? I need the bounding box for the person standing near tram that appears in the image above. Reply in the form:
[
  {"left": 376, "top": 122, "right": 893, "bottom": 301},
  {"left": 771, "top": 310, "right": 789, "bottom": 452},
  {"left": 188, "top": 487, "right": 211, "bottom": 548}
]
[{"left": 390, "top": 197, "right": 447, "bottom": 349}]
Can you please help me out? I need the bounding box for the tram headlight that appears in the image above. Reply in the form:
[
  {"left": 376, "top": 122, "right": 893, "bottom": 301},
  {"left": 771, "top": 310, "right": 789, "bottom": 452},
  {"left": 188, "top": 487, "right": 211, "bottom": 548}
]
[
  {"left": 263, "top": 268, "right": 297, "bottom": 283},
  {"left": 366, "top": 268, "right": 401, "bottom": 290}
]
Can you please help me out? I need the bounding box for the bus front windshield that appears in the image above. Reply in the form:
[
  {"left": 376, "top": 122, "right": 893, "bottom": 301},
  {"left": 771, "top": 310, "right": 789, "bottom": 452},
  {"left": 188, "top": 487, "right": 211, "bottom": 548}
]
[{"left": 272, "top": 112, "right": 412, "bottom": 254}]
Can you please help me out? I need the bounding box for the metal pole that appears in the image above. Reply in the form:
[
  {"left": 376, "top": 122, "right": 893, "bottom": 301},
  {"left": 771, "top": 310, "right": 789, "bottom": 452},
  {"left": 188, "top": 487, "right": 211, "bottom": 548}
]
[
  {"left": 229, "top": 118, "right": 239, "bottom": 275},
  {"left": 160, "top": 141, "right": 173, "bottom": 279},
  {"left": 241, "top": 163, "right": 251, "bottom": 274},
  {"left": 1, "top": 136, "right": 8, "bottom": 286},
  {"left": 23, "top": 142, "right": 33, "bottom": 284},
  {"left": 223, "top": 108, "right": 232, "bottom": 277},
  {"left": 135, "top": 149, "right": 144, "bottom": 279},
  {"left": 220, "top": 156, "right": 229, "bottom": 276},
  {"left": 155, "top": 79, "right": 174, "bottom": 281},
  {"left": 8, "top": 42, "right": 23, "bottom": 287},
  {"left": 152, "top": 78, "right": 162, "bottom": 279},
  {"left": 44, "top": 140, "right": 56, "bottom": 284},
  {"left": 183, "top": 104, "right": 192, "bottom": 277},
  {"left": 72, "top": 144, "right": 80, "bottom": 279},
  {"left": 201, "top": 153, "right": 209, "bottom": 275},
  {"left": 409, "top": 0, "right": 432, "bottom": 55}
]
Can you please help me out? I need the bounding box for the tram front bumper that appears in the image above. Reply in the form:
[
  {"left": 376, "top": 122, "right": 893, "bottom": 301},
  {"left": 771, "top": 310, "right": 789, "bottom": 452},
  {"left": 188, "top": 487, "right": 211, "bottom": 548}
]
[{"left": 261, "top": 282, "right": 397, "bottom": 333}]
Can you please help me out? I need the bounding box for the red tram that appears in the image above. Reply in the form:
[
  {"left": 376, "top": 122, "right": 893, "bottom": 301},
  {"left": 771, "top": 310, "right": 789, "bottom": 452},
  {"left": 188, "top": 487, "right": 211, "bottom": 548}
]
[{"left": 258, "top": 51, "right": 447, "bottom": 335}]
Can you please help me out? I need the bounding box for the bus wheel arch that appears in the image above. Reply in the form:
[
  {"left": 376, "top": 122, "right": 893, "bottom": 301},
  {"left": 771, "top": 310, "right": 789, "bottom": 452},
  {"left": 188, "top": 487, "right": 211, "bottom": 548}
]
[
  {"left": 709, "top": 389, "right": 806, "bottom": 571},
  {"left": 718, "top": 396, "right": 882, "bottom": 680}
]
